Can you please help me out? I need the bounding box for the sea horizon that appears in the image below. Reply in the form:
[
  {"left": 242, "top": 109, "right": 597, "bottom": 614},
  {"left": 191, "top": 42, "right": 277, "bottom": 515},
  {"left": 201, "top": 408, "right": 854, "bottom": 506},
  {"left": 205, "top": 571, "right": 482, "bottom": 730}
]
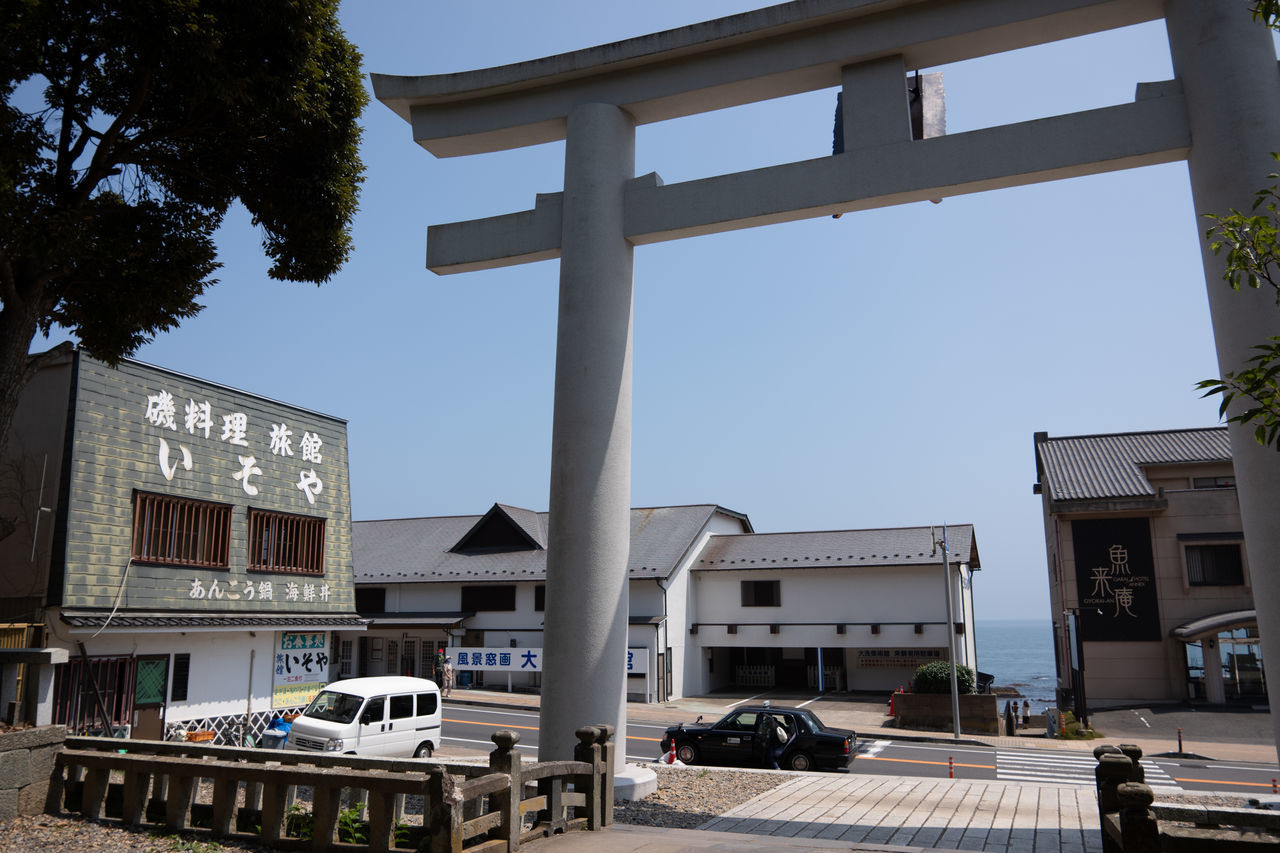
[{"left": 975, "top": 618, "right": 1057, "bottom": 708}]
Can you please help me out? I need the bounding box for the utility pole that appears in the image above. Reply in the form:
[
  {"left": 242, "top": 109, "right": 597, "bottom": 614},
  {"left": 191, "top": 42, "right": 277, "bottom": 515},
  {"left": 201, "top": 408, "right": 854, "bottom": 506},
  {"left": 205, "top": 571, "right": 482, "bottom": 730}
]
[{"left": 934, "top": 525, "right": 961, "bottom": 739}]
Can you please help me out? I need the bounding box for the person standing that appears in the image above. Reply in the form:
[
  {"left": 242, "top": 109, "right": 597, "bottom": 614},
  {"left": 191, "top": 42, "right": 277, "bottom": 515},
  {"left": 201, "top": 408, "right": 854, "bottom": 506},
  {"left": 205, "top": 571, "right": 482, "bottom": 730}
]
[{"left": 443, "top": 656, "right": 455, "bottom": 698}]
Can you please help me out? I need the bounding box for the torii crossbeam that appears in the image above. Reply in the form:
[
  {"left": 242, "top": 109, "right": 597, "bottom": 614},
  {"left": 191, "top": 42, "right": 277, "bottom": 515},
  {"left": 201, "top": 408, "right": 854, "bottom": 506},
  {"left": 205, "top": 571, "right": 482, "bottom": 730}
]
[{"left": 374, "top": 0, "right": 1280, "bottom": 771}]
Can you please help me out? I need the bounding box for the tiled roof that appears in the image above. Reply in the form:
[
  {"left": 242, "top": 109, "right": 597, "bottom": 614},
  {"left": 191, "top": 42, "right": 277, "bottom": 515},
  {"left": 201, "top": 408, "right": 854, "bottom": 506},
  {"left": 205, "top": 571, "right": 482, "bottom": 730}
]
[
  {"left": 354, "top": 504, "right": 750, "bottom": 582},
  {"left": 60, "top": 610, "right": 367, "bottom": 629},
  {"left": 1035, "top": 428, "right": 1231, "bottom": 502},
  {"left": 694, "top": 525, "right": 979, "bottom": 571}
]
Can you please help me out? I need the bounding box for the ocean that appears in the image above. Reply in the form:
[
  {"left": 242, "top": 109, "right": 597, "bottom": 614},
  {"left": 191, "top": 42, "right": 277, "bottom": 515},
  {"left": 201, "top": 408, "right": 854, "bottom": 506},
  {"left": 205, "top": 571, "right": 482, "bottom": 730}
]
[{"left": 975, "top": 619, "right": 1058, "bottom": 709}]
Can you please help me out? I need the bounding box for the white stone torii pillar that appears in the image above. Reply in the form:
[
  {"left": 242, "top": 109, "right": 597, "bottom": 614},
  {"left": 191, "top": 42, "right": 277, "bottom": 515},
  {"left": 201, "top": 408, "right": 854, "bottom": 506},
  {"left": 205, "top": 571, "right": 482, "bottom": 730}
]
[
  {"left": 540, "top": 103, "right": 635, "bottom": 768},
  {"left": 1166, "top": 0, "right": 1280, "bottom": 746},
  {"left": 374, "top": 0, "right": 1280, "bottom": 763}
]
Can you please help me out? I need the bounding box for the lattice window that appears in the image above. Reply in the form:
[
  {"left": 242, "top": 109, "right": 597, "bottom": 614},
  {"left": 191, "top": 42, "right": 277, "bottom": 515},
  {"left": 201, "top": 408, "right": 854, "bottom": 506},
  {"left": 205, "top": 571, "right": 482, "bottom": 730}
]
[
  {"left": 402, "top": 639, "right": 417, "bottom": 677},
  {"left": 132, "top": 492, "right": 231, "bottom": 568},
  {"left": 338, "top": 640, "right": 353, "bottom": 677},
  {"left": 134, "top": 657, "right": 168, "bottom": 708},
  {"left": 248, "top": 509, "right": 325, "bottom": 574}
]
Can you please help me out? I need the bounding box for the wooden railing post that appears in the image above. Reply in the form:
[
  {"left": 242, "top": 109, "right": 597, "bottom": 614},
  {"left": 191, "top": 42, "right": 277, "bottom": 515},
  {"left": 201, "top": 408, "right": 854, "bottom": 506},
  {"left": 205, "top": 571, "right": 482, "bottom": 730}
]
[
  {"left": 1117, "top": 782, "right": 1160, "bottom": 853},
  {"left": 573, "top": 726, "right": 602, "bottom": 830},
  {"left": 489, "top": 730, "right": 522, "bottom": 851},
  {"left": 427, "top": 767, "right": 463, "bottom": 853}
]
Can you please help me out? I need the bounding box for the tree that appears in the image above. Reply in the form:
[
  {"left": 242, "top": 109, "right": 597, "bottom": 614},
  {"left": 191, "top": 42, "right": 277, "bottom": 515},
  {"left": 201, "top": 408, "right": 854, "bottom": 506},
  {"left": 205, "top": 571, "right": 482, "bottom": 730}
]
[
  {"left": 1198, "top": 2, "right": 1280, "bottom": 449},
  {"left": 0, "top": 0, "right": 366, "bottom": 538}
]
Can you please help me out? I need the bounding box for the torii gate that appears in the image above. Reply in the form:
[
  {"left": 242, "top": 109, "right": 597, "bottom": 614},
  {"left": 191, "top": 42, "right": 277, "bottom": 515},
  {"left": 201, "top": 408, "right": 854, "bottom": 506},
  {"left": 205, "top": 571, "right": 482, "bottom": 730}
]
[{"left": 375, "top": 0, "right": 1280, "bottom": 768}]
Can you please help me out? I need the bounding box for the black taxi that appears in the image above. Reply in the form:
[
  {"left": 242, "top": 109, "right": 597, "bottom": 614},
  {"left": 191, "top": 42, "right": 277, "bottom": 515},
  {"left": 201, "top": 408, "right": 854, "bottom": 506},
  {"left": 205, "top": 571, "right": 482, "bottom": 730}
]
[{"left": 660, "top": 704, "right": 855, "bottom": 772}]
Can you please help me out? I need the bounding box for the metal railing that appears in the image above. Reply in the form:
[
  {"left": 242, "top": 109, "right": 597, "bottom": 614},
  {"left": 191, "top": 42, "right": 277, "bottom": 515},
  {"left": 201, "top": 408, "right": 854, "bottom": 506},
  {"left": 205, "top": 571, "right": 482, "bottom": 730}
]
[{"left": 50, "top": 725, "right": 615, "bottom": 853}]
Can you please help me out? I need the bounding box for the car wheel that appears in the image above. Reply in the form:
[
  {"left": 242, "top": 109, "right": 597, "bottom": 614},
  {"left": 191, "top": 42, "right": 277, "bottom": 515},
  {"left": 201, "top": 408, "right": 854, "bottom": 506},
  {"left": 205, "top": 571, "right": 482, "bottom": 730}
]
[
  {"left": 787, "top": 752, "right": 813, "bottom": 772},
  {"left": 675, "top": 742, "right": 699, "bottom": 764},
  {"left": 414, "top": 742, "right": 433, "bottom": 758}
]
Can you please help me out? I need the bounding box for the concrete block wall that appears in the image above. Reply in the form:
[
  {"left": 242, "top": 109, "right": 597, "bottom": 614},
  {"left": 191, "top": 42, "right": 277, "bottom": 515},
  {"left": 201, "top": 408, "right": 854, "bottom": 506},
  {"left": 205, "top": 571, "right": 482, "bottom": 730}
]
[{"left": 0, "top": 726, "right": 66, "bottom": 820}]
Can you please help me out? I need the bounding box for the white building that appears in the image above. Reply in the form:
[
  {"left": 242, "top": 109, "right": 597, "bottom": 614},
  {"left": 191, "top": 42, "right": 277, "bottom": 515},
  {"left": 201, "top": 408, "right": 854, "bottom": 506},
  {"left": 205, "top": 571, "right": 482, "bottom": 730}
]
[{"left": 349, "top": 503, "right": 980, "bottom": 701}]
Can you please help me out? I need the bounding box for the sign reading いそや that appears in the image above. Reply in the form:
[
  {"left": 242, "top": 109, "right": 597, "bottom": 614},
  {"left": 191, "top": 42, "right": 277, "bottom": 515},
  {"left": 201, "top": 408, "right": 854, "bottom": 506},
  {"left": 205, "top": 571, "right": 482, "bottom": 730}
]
[
  {"left": 1071, "top": 518, "right": 1161, "bottom": 641},
  {"left": 272, "top": 631, "right": 330, "bottom": 708}
]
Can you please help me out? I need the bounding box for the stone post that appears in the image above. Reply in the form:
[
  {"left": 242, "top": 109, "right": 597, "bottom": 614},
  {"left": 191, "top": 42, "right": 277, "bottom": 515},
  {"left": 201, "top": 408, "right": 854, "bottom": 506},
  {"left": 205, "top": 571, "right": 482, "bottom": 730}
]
[
  {"left": 572, "top": 726, "right": 603, "bottom": 830},
  {"left": 426, "top": 767, "right": 463, "bottom": 853},
  {"left": 539, "top": 101, "right": 636, "bottom": 777},
  {"left": 1117, "top": 782, "right": 1160, "bottom": 853},
  {"left": 489, "top": 730, "right": 522, "bottom": 851},
  {"left": 1096, "top": 751, "right": 1135, "bottom": 853},
  {"left": 1117, "top": 743, "right": 1145, "bottom": 783},
  {"left": 595, "top": 725, "right": 614, "bottom": 825},
  {"left": 1166, "top": 0, "right": 1280, "bottom": 763}
]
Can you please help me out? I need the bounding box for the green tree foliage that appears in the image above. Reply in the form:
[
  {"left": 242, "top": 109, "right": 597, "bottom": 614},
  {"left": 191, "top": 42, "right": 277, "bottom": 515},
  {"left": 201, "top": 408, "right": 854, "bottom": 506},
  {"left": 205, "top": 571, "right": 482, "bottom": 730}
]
[
  {"left": 911, "top": 660, "right": 976, "bottom": 695},
  {"left": 1198, "top": 3, "right": 1280, "bottom": 449},
  {"left": 0, "top": 0, "right": 366, "bottom": 496},
  {"left": 1201, "top": 160, "right": 1280, "bottom": 448}
]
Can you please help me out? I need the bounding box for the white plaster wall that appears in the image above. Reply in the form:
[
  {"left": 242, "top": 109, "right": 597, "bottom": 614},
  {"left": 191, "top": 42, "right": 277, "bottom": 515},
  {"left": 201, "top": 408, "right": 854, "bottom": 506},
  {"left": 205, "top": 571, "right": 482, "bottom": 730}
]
[
  {"left": 629, "top": 581, "right": 663, "bottom": 617},
  {"left": 48, "top": 630, "right": 280, "bottom": 726},
  {"left": 674, "top": 515, "right": 751, "bottom": 699},
  {"left": 686, "top": 562, "right": 978, "bottom": 693},
  {"left": 692, "top": 565, "right": 947, "bottom": 626}
]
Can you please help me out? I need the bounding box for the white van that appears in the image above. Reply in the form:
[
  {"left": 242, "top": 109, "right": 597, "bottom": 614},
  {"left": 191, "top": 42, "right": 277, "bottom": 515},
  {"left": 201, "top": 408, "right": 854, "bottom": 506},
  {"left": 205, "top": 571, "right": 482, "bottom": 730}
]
[{"left": 285, "top": 676, "right": 442, "bottom": 758}]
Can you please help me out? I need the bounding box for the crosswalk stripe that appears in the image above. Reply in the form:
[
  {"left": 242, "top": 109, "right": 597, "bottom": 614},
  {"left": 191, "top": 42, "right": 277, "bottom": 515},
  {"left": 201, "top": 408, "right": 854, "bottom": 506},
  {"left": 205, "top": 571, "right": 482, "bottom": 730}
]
[
  {"left": 857, "top": 739, "right": 890, "bottom": 758},
  {"left": 995, "top": 750, "right": 1179, "bottom": 790}
]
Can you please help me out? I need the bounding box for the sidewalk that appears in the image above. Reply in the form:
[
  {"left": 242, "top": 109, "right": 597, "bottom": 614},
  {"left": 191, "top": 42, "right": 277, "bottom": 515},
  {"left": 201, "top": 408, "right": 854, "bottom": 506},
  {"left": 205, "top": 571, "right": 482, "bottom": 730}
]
[
  {"left": 446, "top": 686, "right": 1274, "bottom": 852},
  {"left": 522, "top": 774, "right": 1100, "bottom": 853}
]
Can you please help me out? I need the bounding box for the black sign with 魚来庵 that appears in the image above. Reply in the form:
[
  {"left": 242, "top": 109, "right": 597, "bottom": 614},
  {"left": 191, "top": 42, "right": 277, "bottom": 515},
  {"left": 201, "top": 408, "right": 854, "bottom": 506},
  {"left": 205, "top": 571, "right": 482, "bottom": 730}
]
[{"left": 1071, "top": 518, "right": 1160, "bottom": 641}]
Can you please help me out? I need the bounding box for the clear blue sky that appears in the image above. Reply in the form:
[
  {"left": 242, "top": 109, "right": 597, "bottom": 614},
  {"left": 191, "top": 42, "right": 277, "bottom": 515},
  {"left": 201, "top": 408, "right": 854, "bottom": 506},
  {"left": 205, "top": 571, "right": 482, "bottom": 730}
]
[{"left": 39, "top": 3, "right": 1240, "bottom": 622}]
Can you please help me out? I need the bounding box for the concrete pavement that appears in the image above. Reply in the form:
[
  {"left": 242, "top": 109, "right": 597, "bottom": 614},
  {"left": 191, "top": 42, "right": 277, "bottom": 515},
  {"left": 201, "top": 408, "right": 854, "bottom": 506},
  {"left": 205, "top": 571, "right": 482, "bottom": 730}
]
[{"left": 445, "top": 687, "right": 1275, "bottom": 852}]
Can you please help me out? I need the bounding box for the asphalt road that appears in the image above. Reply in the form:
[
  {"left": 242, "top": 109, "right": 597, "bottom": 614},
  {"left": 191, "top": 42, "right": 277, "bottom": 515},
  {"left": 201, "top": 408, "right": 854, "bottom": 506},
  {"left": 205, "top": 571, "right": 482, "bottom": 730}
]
[{"left": 441, "top": 703, "right": 1280, "bottom": 795}]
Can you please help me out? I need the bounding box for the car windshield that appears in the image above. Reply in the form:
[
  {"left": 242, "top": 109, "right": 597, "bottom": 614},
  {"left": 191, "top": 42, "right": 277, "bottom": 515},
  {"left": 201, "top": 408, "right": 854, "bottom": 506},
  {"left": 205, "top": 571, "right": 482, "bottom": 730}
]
[{"left": 302, "top": 690, "right": 364, "bottom": 724}]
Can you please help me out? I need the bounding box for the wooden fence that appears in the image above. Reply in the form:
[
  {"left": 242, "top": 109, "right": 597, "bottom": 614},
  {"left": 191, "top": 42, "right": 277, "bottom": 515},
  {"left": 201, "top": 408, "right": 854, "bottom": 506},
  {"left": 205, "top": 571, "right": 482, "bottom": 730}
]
[
  {"left": 1094, "top": 742, "right": 1280, "bottom": 851},
  {"left": 48, "top": 724, "right": 615, "bottom": 853}
]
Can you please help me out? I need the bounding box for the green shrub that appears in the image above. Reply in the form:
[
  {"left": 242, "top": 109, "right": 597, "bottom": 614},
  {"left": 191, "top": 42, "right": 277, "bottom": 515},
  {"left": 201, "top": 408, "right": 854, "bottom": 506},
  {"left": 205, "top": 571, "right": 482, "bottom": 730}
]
[
  {"left": 912, "top": 661, "right": 976, "bottom": 694},
  {"left": 1060, "top": 710, "right": 1102, "bottom": 740}
]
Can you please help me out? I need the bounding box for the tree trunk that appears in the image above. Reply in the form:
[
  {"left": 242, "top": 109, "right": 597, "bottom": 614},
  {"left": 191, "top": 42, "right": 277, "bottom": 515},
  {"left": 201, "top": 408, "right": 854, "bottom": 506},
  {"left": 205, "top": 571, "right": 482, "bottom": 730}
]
[{"left": 0, "top": 294, "right": 64, "bottom": 542}]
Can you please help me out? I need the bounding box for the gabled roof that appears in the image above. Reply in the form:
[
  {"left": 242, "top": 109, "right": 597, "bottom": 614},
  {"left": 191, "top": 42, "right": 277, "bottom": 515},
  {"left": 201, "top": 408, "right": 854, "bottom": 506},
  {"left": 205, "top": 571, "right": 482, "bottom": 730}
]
[
  {"left": 1034, "top": 428, "right": 1231, "bottom": 506},
  {"left": 355, "top": 503, "right": 751, "bottom": 583},
  {"left": 450, "top": 503, "right": 546, "bottom": 553},
  {"left": 694, "top": 524, "right": 979, "bottom": 571}
]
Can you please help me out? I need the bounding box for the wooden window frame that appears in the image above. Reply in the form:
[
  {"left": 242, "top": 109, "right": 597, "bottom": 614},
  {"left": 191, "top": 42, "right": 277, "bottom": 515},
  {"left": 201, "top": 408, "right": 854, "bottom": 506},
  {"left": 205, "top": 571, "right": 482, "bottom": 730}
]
[
  {"left": 132, "top": 492, "right": 231, "bottom": 569},
  {"left": 248, "top": 508, "right": 326, "bottom": 575}
]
